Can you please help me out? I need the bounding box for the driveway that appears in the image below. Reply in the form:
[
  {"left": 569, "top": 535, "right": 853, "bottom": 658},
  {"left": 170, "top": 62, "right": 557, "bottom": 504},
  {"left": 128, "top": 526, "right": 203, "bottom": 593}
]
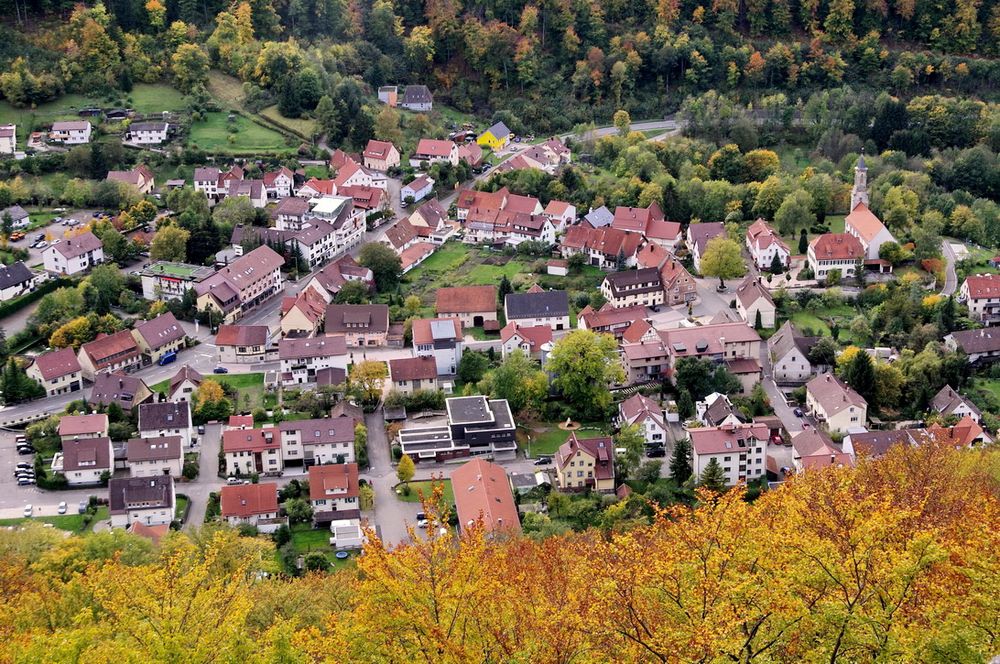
[
  {"left": 940, "top": 240, "right": 958, "bottom": 296},
  {"left": 758, "top": 343, "right": 803, "bottom": 435}
]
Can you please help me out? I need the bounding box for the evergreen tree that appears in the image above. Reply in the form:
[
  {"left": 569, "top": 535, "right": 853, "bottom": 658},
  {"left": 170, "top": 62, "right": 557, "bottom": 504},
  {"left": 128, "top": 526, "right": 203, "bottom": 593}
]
[
  {"left": 699, "top": 457, "right": 727, "bottom": 493},
  {"left": 498, "top": 275, "right": 513, "bottom": 304},
  {"left": 844, "top": 350, "right": 877, "bottom": 408},
  {"left": 677, "top": 388, "right": 695, "bottom": 419},
  {"left": 939, "top": 295, "right": 956, "bottom": 333},
  {"left": 669, "top": 436, "right": 693, "bottom": 483},
  {"left": 798, "top": 228, "right": 808, "bottom": 254},
  {"left": 754, "top": 308, "right": 763, "bottom": 330},
  {"left": 769, "top": 252, "right": 784, "bottom": 274}
]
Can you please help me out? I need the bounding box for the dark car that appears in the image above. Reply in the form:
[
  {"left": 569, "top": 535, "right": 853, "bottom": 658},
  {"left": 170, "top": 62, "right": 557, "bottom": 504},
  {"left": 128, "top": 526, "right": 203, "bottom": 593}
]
[
  {"left": 646, "top": 446, "right": 667, "bottom": 458},
  {"left": 533, "top": 456, "right": 552, "bottom": 466},
  {"left": 16, "top": 446, "right": 35, "bottom": 455},
  {"left": 213, "top": 366, "right": 229, "bottom": 374},
  {"left": 793, "top": 408, "right": 804, "bottom": 417}
]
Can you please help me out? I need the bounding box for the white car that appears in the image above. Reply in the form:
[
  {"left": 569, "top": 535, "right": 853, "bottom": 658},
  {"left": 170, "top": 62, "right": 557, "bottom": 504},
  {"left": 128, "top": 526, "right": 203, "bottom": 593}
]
[
  {"left": 23, "top": 505, "right": 32, "bottom": 518},
  {"left": 226, "top": 476, "right": 242, "bottom": 485},
  {"left": 57, "top": 501, "right": 67, "bottom": 515}
]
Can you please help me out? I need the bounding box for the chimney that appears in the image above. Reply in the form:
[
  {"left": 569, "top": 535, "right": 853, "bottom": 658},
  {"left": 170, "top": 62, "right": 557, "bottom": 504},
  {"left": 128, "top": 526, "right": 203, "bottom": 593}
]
[{"left": 830, "top": 454, "right": 836, "bottom": 464}]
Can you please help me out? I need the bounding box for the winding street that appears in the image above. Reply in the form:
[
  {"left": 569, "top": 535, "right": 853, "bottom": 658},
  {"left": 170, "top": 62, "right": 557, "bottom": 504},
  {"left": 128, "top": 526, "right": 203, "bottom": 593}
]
[{"left": 940, "top": 240, "right": 958, "bottom": 296}]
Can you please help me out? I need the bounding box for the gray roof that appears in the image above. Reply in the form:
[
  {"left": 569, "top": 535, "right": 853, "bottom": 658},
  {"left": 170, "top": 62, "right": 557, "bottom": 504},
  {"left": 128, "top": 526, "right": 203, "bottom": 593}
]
[
  {"left": 138, "top": 401, "right": 191, "bottom": 431},
  {"left": 0, "top": 261, "right": 33, "bottom": 290},
  {"left": 485, "top": 121, "right": 511, "bottom": 139},
  {"left": 948, "top": 328, "right": 1000, "bottom": 355},
  {"left": 90, "top": 372, "right": 151, "bottom": 409},
  {"left": 2, "top": 205, "right": 28, "bottom": 221},
  {"left": 127, "top": 436, "right": 182, "bottom": 462},
  {"left": 133, "top": 312, "right": 185, "bottom": 350},
  {"left": 931, "top": 385, "right": 981, "bottom": 418},
  {"left": 688, "top": 221, "right": 726, "bottom": 254},
  {"left": 505, "top": 290, "right": 569, "bottom": 319},
  {"left": 62, "top": 437, "right": 112, "bottom": 472},
  {"left": 401, "top": 85, "right": 433, "bottom": 105},
  {"left": 584, "top": 206, "right": 614, "bottom": 228},
  {"left": 768, "top": 321, "right": 821, "bottom": 361},
  {"left": 108, "top": 475, "right": 173, "bottom": 513}
]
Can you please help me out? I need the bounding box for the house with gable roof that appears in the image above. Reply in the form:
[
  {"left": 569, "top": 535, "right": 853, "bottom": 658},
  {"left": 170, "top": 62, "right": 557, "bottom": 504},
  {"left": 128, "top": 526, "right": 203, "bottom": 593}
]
[
  {"left": 745, "top": 219, "right": 791, "bottom": 270},
  {"left": 734, "top": 276, "right": 776, "bottom": 328},
  {"left": 805, "top": 374, "right": 868, "bottom": 433},
  {"left": 690, "top": 422, "right": 770, "bottom": 486},
  {"left": 931, "top": 385, "right": 981, "bottom": 423},
  {"left": 412, "top": 317, "right": 464, "bottom": 375},
  {"left": 767, "top": 321, "right": 823, "bottom": 385},
  {"left": 960, "top": 274, "right": 1000, "bottom": 326},
  {"left": 26, "top": 347, "right": 83, "bottom": 396},
  {"left": 499, "top": 322, "right": 553, "bottom": 363},
  {"left": 554, "top": 432, "right": 616, "bottom": 493},
  {"left": 618, "top": 393, "right": 668, "bottom": 446}
]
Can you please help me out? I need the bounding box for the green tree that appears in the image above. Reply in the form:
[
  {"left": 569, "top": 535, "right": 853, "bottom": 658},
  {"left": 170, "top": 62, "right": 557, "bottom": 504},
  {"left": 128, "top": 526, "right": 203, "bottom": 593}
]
[
  {"left": 698, "top": 457, "right": 727, "bottom": 492},
  {"left": 334, "top": 280, "right": 370, "bottom": 304},
  {"left": 798, "top": 228, "right": 809, "bottom": 254},
  {"left": 613, "top": 109, "right": 631, "bottom": 136},
  {"left": 480, "top": 351, "right": 547, "bottom": 415},
  {"left": 676, "top": 388, "right": 695, "bottom": 420},
  {"left": 283, "top": 498, "right": 314, "bottom": 524},
  {"left": 773, "top": 189, "right": 815, "bottom": 235},
  {"left": 769, "top": 252, "right": 784, "bottom": 275},
  {"left": 396, "top": 454, "right": 415, "bottom": 484},
  {"left": 1, "top": 211, "right": 12, "bottom": 238},
  {"left": 670, "top": 436, "right": 693, "bottom": 483},
  {"left": 171, "top": 43, "right": 209, "bottom": 93},
  {"left": 546, "top": 331, "right": 624, "bottom": 419},
  {"left": 498, "top": 275, "right": 513, "bottom": 304},
  {"left": 354, "top": 423, "right": 369, "bottom": 469},
  {"left": 150, "top": 224, "right": 190, "bottom": 262},
  {"left": 457, "top": 350, "right": 489, "bottom": 385},
  {"left": 699, "top": 237, "right": 746, "bottom": 286},
  {"left": 843, "top": 348, "right": 877, "bottom": 407},
  {"left": 614, "top": 423, "right": 645, "bottom": 479},
  {"left": 809, "top": 336, "right": 839, "bottom": 367},
  {"left": 358, "top": 243, "right": 402, "bottom": 293}
]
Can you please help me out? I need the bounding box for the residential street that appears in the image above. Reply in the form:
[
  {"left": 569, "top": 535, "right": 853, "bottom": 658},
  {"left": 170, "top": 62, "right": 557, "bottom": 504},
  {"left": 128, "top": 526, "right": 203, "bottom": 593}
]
[{"left": 941, "top": 239, "right": 958, "bottom": 296}]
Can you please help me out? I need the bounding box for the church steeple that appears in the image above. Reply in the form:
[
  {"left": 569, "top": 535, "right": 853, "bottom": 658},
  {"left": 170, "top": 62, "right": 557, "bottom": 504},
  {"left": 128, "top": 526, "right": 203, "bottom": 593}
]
[{"left": 850, "top": 151, "right": 869, "bottom": 210}]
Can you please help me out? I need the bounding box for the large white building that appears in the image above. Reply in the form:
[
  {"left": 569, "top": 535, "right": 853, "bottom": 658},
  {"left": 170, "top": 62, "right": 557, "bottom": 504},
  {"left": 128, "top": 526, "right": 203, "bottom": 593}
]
[
  {"left": 50, "top": 120, "right": 92, "bottom": 144},
  {"left": 43, "top": 232, "right": 104, "bottom": 275},
  {"left": 689, "top": 422, "right": 769, "bottom": 487},
  {"left": 278, "top": 336, "right": 349, "bottom": 386},
  {"left": 960, "top": 274, "right": 1000, "bottom": 326},
  {"left": 745, "top": 219, "right": 790, "bottom": 270},
  {"left": 411, "top": 318, "right": 463, "bottom": 376}
]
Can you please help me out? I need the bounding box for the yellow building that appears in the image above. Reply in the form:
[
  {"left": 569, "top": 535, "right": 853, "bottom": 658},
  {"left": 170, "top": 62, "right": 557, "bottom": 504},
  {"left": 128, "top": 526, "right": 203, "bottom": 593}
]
[{"left": 477, "top": 121, "right": 511, "bottom": 151}]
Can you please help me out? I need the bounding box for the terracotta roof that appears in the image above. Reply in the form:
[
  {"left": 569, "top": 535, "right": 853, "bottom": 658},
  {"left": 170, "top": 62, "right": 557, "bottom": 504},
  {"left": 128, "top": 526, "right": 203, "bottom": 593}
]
[
  {"left": 735, "top": 276, "right": 774, "bottom": 309},
  {"left": 223, "top": 426, "right": 280, "bottom": 453},
  {"left": 275, "top": 196, "right": 310, "bottom": 217},
  {"left": 580, "top": 303, "right": 648, "bottom": 331},
  {"left": 169, "top": 366, "right": 203, "bottom": 394},
  {"left": 746, "top": 219, "right": 790, "bottom": 253},
  {"left": 61, "top": 437, "right": 112, "bottom": 471},
  {"left": 611, "top": 204, "right": 664, "bottom": 233},
  {"left": 58, "top": 413, "right": 108, "bottom": 437},
  {"left": 383, "top": 219, "right": 418, "bottom": 250},
  {"left": 300, "top": 178, "right": 336, "bottom": 196},
  {"left": 227, "top": 415, "right": 255, "bottom": 429},
  {"left": 389, "top": 356, "right": 438, "bottom": 382},
  {"left": 690, "top": 422, "right": 769, "bottom": 455},
  {"left": 127, "top": 436, "right": 182, "bottom": 462},
  {"left": 128, "top": 522, "right": 169, "bottom": 544},
  {"left": 339, "top": 185, "right": 385, "bottom": 210},
  {"left": 80, "top": 330, "right": 140, "bottom": 367},
  {"left": 845, "top": 202, "right": 889, "bottom": 244},
  {"left": 659, "top": 322, "right": 761, "bottom": 359},
  {"left": 216, "top": 325, "right": 269, "bottom": 347},
  {"left": 411, "top": 198, "right": 448, "bottom": 228},
  {"left": 221, "top": 482, "right": 279, "bottom": 519},
  {"left": 399, "top": 241, "right": 436, "bottom": 271},
  {"left": 308, "top": 463, "right": 359, "bottom": 501},
  {"left": 412, "top": 317, "right": 462, "bottom": 345},
  {"left": 363, "top": 139, "right": 396, "bottom": 160},
  {"left": 414, "top": 139, "right": 455, "bottom": 158},
  {"left": 436, "top": 285, "right": 496, "bottom": 315},
  {"left": 810, "top": 233, "right": 864, "bottom": 261},
  {"left": 31, "top": 347, "right": 81, "bottom": 381},
  {"left": 133, "top": 313, "right": 185, "bottom": 349},
  {"left": 500, "top": 322, "right": 552, "bottom": 351},
  {"left": 281, "top": 287, "right": 327, "bottom": 325},
  {"left": 555, "top": 432, "right": 615, "bottom": 481},
  {"left": 806, "top": 374, "right": 867, "bottom": 415},
  {"left": 544, "top": 200, "right": 572, "bottom": 216},
  {"left": 619, "top": 393, "right": 665, "bottom": 429},
  {"left": 195, "top": 245, "right": 283, "bottom": 298},
  {"left": 622, "top": 319, "right": 654, "bottom": 343},
  {"left": 963, "top": 274, "right": 1000, "bottom": 299},
  {"left": 451, "top": 458, "right": 520, "bottom": 534},
  {"left": 561, "top": 226, "right": 643, "bottom": 258},
  {"left": 504, "top": 193, "right": 540, "bottom": 215},
  {"left": 457, "top": 143, "right": 483, "bottom": 165}
]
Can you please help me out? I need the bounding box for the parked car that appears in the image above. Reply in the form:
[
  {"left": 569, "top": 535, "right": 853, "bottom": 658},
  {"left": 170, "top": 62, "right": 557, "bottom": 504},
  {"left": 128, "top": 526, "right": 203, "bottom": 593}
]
[
  {"left": 34, "top": 233, "right": 44, "bottom": 242},
  {"left": 647, "top": 446, "right": 666, "bottom": 458},
  {"left": 17, "top": 446, "right": 35, "bottom": 455},
  {"left": 197, "top": 425, "right": 206, "bottom": 435},
  {"left": 533, "top": 456, "right": 552, "bottom": 466},
  {"left": 57, "top": 501, "right": 67, "bottom": 515},
  {"left": 15, "top": 462, "right": 32, "bottom": 470},
  {"left": 23, "top": 505, "right": 32, "bottom": 517},
  {"left": 158, "top": 351, "right": 178, "bottom": 366},
  {"left": 415, "top": 512, "right": 428, "bottom": 528},
  {"left": 78, "top": 501, "right": 88, "bottom": 514},
  {"left": 793, "top": 408, "right": 804, "bottom": 417},
  {"left": 35, "top": 241, "right": 48, "bottom": 249},
  {"left": 226, "top": 476, "right": 242, "bottom": 485},
  {"left": 213, "top": 366, "right": 229, "bottom": 374},
  {"left": 17, "top": 478, "right": 36, "bottom": 486}
]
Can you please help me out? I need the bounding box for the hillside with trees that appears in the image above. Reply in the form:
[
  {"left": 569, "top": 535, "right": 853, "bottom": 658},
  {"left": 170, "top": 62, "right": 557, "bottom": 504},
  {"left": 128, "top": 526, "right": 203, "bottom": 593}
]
[{"left": 1, "top": 442, "right": 998, "bottom": 661}]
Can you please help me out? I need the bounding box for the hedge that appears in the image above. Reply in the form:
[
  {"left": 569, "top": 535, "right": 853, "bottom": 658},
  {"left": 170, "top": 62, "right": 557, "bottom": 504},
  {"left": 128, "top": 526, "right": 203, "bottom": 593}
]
[{"left": 0, "top": 277, "right": 74, "bottom": 320}]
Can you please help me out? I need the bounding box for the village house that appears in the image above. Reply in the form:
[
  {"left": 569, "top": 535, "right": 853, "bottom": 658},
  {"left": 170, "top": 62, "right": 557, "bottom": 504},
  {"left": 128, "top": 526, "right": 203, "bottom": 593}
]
[
  {"left": 195, "top": 245, "right": 284, "bottom": 323},
  {"left": 409, "top": 198, "right": 449, "bottom": 230},
  {"left": 945, "top": 328, "right": 1000, "bottom": 364},
  {"left": 389, "top": 356, "right": 440, "bottom": 395},
  {"left": 127, "top": 436, "right": 183, "bottom": 478},
  {"left": 216, "top": 325, "right": 271, "bottom": 363},
  {"left": 380, "top": 218, "right": 420, "bottom": 254},
  {"left": 52, "top": 437, "right": 114, "bottom": 486},
  {"left": 298, "top": 254, "right": 373, "bottom": 305},
  {"left": 127, "top": 121, "right": 169, "bottom": 144},
  {"left": 734, "top": 277, "right": 776, "bottom": 328},
  {"left": 791, "top": 429, "right": 854, "bottom": 473},
  {"left": 582, "top": 206, "right": 614, "bottom": 228},
  {"left": 745, "top": 219, "right": 791, "bottom": 270},
  {"left": 401, "top": 175, "right": 434, "bottom": 204},
  {"left": 478, "top": 121, "right": 511, "bottom": 151},
  {"left": 108, "top": 476, "right": 176, "bottom": 528},
  {"left": 458, "top": 143, "right": 484, "bottom": 168},
  {"left": 578, "top": 303, "right": 649, "bottom": 339},
  {"left": 436, "top": 285, "right": 497, "bottom": 329},
  {"left": 49, "top": 120, "right": 92, "bottom": 144},
  {"left": 263, "top": 167, "right": 295, "bottom": 198},
  {"left": 767, "top": 321, "right": 822, "bottom": 385},
  {"left": 280, "top": 287, "right": 327, "bottom": 337},
  {"left": 131, "top": 313, "right": 186, "bottom": 365},
  {"left": 560, "top": 226, "right": 643, "bottom": 271},
  {"left": 362, "top": 139, "right": 400, "bottom": 171},
  {"left": 223, "top": 426, "right": 282, "bottom": 477},
  {"left": 222, "top": 179, "right": 267, "bottom": 208},
  {"left": 167, "top": 366, "right": 202, "bottom": 403},
  {"left": 500, "top": 322, "right": 553, "bottom": 363},
  {"left": 0, "top": 124, "right": 15, "bottom": 154},
  {"left": 504, "top": 287, "right": 569, "bottom": 330},
  {"left": 378, "top": 85, "right": 398, "bottom": 105},
  {"left": 106, "top": 165, "right": 155, "bottom": 194},
  {"left": 278, "top": 335, "right": 348, "bottom": 387},
  {"left": 959, "top": 274, "right": 1000, "bottom": 326},
  {"left": 931, "top": 385, "right": 982, "bottom": 423},
  {"left": 58, "top": 414, "right": 108, "bottom": 443},
  {"left": 309, "top": 463, "right": 361, "bottom": 523},
  {"left": 1, "top": 205, "right": 30, "bottom": 230},
  {"left": 220, "top": 483, "right": 283, "bottom": 531},
  {"left": 333, "top": 160, "right": 385, "bottom": 191},
  {"left": 451, "top": 458, "right": 521, "bottom": 535},
  {"left": 808, "top": 233, "right": 864, "bottom": 281},
  {"left": 89, "top": 372, "right": 153, "bottom": 412},
  {"left": 27, "top": 347, "right": 83, "bottom": 397},
  {"left": 280, "top": 417, "right": 356, "bottom": 467},
  {"left": 411, "top": 138, "right": 459, "bottom": 167},
  {"left": 340, "top": 184, "right": 389, "bottom": 219},
  {"left": 611, "top": 202, "right": 682, "bottom": 251},
  {"left": 324, "top": 304, "right": 390, "bottom": 347},
  {"left": 411, "top": 317, "right": 464, "bottom": 376},
  {"left": 617, "top": 393, "right": 668, "bottom": 446},
  {"left": 695, "top": 392, "right": 744, "bottom": 428},
  {"left": 690, "top": 422, "right": 769, "bottom": 486},
  {"left": 396, "top": 396, "right": 517, "bottom": 462},
  {"left": 140, "top": 261, "right": 216, "bottom": 301},
  {"left": 554, "top": 432, "right": 616, "bottom": 493},
  {"left": 399, "top": 84, "right": 433, "bottom": 111},
  {"left": 805, "top": 374, "right": 868, "bottom": 433},
  {"left": 601, "top": 269, "right": 665, "bottom": 310},
  {"left": 273, "top": 196, "right": 312, "bottom": 231},
  {"left": 686, "top": 222, "right": 727, "bottom": 274},
  {"left": 138, "top": 401, "right": 193, "bottom": 450},
  {"left": 43, "top": 232, "right": 104, "bottom": 276},
  {"left": 543, "top": 200, "right": 577, "bottom": 231},
  {"left": 455, "top": 187, "right": 508, "bottom": 221},
  {"left": 77, "top": 330, "right": 143, "bottom": 381},
  {"left": 495, "top": 139, "right": 571, "bottom": 176}
]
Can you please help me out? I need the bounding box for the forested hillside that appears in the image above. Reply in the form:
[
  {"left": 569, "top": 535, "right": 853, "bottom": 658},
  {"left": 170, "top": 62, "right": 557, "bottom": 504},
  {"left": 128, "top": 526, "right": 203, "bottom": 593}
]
[
  {"left": 1, "top": 0, "right": 998, "bottom": 136},
  {"left": 1, "top": 442, "right": 999, "bottom": 662}
]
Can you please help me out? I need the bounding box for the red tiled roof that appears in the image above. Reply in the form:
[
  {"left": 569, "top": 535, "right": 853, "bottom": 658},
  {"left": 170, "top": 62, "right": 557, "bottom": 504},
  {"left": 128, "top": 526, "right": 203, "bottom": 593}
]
[
  {"left": 58, "top": 413, "right": 108, "bottom": 437},
  {"left": 32, "top": 347, "right": 81, "bottom": 381},
  {"left": 450, "top": 458, "right": 521, "bottom": 534},
  {"left": 223, "top": 426, "right": 279, "bottom": 453},
  {"left": 963, "top": 274, "right": 1000, "bottom": 299},
  {"left": 81, "top": 330, "right": 140, "bottom": 366},
  {"left": 690, "top": 422, "right": 769, "bottom": 455},
  {"left": 411, "top": 317, "right": 462, "bottom": 345},
  {"left": 436, "top": 285, "right": 496, "bottom": 315},
  {"left": 810, "top": 233, "right": 864, "bottom": 260},
  {"left": 308, "top": 463, "right": 359, "bottom": 501},
  {"left": 216, "top": 325, "right": 269, "bottom": 347},
  {"left": 389, "top": 356, "right": 437, "bottom": 382},
  {"left": 845, "top": 202, "right": 888, "bottom": 244},
  {"left": 500, "top": 322, "right": 552, "bottom": 351},
  {"left": 221, "top": 482, "right": 279, "bottom": 518},
  {"left": 414, "top": 139, "right": 455, "bottom": 157},
  {"left": 363, "top": 139, "right": 396, "bottom": 160}
]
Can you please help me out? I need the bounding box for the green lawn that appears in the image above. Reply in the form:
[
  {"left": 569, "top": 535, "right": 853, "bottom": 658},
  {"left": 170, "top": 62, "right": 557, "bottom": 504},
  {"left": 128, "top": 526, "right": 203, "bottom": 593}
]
[
  {"left": 150, "top": 372, "right": 266, "bottom": 411},
  {"left": 260, "top": 105, "right": 317, "bottom": 138},
  {"left": 188, "top": 112, "right": 289, "bottom": 153},
  {"left": 206, "top": 70, "right": 246, "bottom": 108},
  {"left": 304, "top": 165, "right": 329, "bottom": 179},
  {"left": 289, "top": 522, "right": 356, "bottom": 571},
  {"left": 0, "top": 506, "right": 108, "bottom": 533},
  {"left": 524, "top": 426, "right": 606, "bottom": 457},
  {"left": 127, "top": 84, "right": 190, "bottom": 114},
  {"left": 973, "top": 379, "right": 1000, "bottom": 403},
  {"left": 175, "top": 496, "right": 189, "bottom": 520},
  {"left": 396, "top": 479, "right": 455, "bottom": 504},
  {"left": 788, "top": 304, "right": 857, "bottom": 340}
]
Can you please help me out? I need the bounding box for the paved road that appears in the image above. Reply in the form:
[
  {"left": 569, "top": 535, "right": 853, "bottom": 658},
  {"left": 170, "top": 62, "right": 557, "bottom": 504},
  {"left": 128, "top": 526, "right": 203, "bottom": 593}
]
[{"left": 940, "top": 240, "right": 958, "bottom": 296}]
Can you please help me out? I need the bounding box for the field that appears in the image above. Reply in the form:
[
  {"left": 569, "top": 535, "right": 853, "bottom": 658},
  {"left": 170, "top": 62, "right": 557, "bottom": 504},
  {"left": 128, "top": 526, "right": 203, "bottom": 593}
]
[
  {"left": 523, "top": 424, "right": 606, "bottom": 456},
  {"left": 972, "top": 379, "right": 1000, "bottom": 404},
  {"left": 289, "top": 523, "right": 356, "bottom": 571},
  {"left": 206, "top": 71, "right": 246, "bottom": 108},
  {"left": 260, "top": 105, "right": 317, "bottom": 138},
  {"left": 150, "top": 372, "right": 268, "bottom": 411},
  {"left": 0, "top": 506, "right": 109, "bottom": 533},
  {"left": 787, "top": 304, "right": 858, "bottom": 341},
  {"left": 396, "top": 479, "right": 455, "bottom": 504},
  {"left": 187, "top": 112, "right": 289, "bottom": 154}
]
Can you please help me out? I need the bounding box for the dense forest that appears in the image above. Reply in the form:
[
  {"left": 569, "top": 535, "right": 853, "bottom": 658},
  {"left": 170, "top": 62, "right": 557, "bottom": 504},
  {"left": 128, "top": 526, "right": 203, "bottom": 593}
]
[
  {"left": 1, "top": 442, "right": 999, "bottom": 662},
  {"left": 1, "top": 0, "right": 998, "bottom": 135}
]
